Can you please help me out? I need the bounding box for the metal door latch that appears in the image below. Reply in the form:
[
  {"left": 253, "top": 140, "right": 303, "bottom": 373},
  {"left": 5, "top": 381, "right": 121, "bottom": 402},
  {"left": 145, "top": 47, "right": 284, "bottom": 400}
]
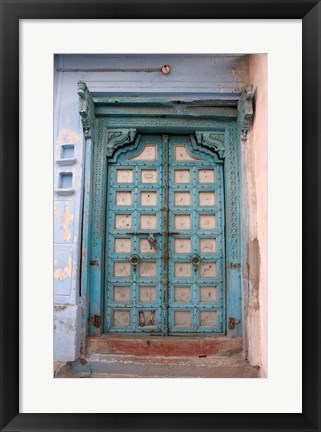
[
  {"left": 147, "top": 233, "right": 157, "bottom": 250},
  {"left": 228, "top": 317, "right": 241, "bottom": 330}
]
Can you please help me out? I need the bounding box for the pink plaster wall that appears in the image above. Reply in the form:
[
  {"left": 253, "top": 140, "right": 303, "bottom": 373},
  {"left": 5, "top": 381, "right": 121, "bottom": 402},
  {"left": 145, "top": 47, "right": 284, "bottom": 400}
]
[{"left": 248, "top": 54, "right": 268, "bottom": 377}]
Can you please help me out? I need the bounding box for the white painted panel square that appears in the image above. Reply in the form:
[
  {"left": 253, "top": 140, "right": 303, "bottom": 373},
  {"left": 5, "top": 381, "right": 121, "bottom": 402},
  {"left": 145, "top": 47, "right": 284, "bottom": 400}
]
[
  {"left": 174, "top": 169, "right": 190, "bottom": 183},
  {"left": 140, "top": 262, "right": 156, "bottom": 277},
  {"left": 139, "top": 286, "right": 156, "bottom": 302},
  {"left": 140, "top": 214, "right": 157, "bottom": 229},
  {"left": 116, "top": 191, "right": 132, "bottom": 206},
  {"left": 200, "top": 262, "right": 216, "bottom": 277},
  {"left": 199, "top": 169, "right": 215, "bottom": 183},
  {"left": 174, "top": 311, "right": 191, "bottom": 327},
  {"left": 114, "top": 262, "right": 131, "bottom": 277},
  {"left": 175, "top": 192, "right": 191, "bottom": 206},
  {"left": 200, "top": 286, "right": 217, "bottom": 302},
  {"left": 141, "top": 169, "right": 157, "bottom": 183},
  {"left": 174, "top": 286, "right": 191, "bottom": 303},
  {"left": 199, "top": 192, "right": 215, "bottom": 206},
  {"left": 174, "top": 214, "right": 191, "bottom": 229},
  {"left": 199, "top": 214, "right": 216, "bottom": 229},
  {"left": 113, "top": 310, "right": 130, "bottom": 327},
  {"left": 116, "top": 169, "right": 133, "bottom": 183},
  {"left": 114, "top": 238, "right": 131, "bottom": 253},
  {"left": 113, "top": 286, "right": 131, "bottom": 302},
  {"left": 174, "top": 263, "right": 191, "bottom": 277},
  {"left": 200, "top": 238, "right": 216, "bottom": 253},
  {"left": 141, "top": 191, "right": 157, "bottom": 206},
  {"left": 200, "top": 311, "right": 217, "bottom": 327},
  {"left": 115, "top": 214, "right": 131, "bottom": 229},
  {"left": 174, "top": 238, "right": 191, "bottom": 253}
]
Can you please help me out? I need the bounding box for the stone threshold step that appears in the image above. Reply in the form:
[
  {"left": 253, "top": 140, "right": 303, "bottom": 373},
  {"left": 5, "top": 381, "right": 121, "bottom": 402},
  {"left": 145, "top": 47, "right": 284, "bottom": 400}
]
[
  {"left": 56, "top": 353, "right": 259, "bottom": 378},
  {"left": 87, "top": 334, "right": 242, "bottom": 356}
]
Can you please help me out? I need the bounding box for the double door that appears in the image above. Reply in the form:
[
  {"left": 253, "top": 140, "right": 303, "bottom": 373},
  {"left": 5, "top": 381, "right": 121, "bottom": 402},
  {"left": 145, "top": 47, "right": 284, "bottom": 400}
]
[{"left": 105, "top": 134, "right": 225, "bottom": 334}]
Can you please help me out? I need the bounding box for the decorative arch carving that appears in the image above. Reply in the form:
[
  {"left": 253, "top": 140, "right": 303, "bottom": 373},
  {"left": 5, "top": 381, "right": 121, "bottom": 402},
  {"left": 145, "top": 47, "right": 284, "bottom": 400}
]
[
  {"left": 105, "top": 129, "right": 137, "bottom": 157},
  {"left": 238, "top": 84, "right": 254, "bottom": 141},
  {"left": 194, "top": 131, "right": 225, "bottom": 159},
  {"left": 77, "top": 81, "right": 95, "bottom": 138}
]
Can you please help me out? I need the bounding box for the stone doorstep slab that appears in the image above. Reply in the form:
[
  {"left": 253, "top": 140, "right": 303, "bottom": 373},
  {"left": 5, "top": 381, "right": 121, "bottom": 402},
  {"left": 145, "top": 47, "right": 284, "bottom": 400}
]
[
  {"left": 87, "top": 334, "right": 243, "bottom": 356},
  {"left": 56, "top": 353, "right": 259, "bottom": 378}
]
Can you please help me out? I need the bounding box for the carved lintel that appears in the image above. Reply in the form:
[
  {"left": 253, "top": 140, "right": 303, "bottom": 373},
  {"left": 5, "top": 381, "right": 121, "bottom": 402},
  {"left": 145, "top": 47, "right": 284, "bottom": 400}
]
[
  {"left": 195, "top": 131, "right": 225, "bottom": 159},
  {"left": 77, "top": 81, "right": 95, "bottom": 138},
  {"left": 105, "top": 129, "right": 137, "bottom": 157},
  {"left": 238, "top": 84, "right": 254, "bottom": 142}
]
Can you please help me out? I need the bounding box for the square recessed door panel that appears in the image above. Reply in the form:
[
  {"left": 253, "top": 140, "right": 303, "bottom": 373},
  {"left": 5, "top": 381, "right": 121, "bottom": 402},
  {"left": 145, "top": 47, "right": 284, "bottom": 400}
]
[
  {"left": 140, "top": 191, "right": 157, "bottom": 206},
  {"left": 173, "top": 286, "right": 191, "bottom": 303},
  {"left": 114, "top": 238, "right": 131, "bottom": 253},
  {"left": 115, "top": 214, "right": 131, "bottom": 229},
  {"left": 199, "top": 191, "right": 215, "bottom": 206},
  {"left": 174, "top": 169, "right": 190, "bottom": 183},
  {"left": 200, "top": 238, "right": 216, "bottom": 253},
  {"left": 141, "top": 169, "right": 158, "bottom": 183},
  {"left": 139, "top": 286, "right": 157, "bottom": 303},
  {"left": 113, "top": 286, "right": 131, "bottom": 302},
  {"left": 174, "top": 238, "right": 191, "bottom": 254},
  {"left": 116, "top": 191, "right": 133, "bottom": 206},
  {"left": 116, "top": 169, "right": 133, "bottom": 183},
  {"left": 198, "top": 169, "right": 215, "bottom": 183},
  {"left": 174, "top": 192, "right": 191, "bottom": 206},
  {"left": 140, "top": 214, "right": 157, "bottom": 230}
]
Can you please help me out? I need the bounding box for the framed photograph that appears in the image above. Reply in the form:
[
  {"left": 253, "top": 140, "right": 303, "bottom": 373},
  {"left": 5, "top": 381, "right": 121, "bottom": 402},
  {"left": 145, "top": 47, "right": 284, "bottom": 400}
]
[{"left": 0, "top": 0, "right": 319, "bottom": 431}]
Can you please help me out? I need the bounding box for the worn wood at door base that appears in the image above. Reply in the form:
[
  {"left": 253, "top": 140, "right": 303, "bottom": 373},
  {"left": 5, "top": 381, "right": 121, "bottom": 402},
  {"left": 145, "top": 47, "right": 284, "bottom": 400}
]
[{"left": 88, "top": 335, "right": 242, "bottom": 356}]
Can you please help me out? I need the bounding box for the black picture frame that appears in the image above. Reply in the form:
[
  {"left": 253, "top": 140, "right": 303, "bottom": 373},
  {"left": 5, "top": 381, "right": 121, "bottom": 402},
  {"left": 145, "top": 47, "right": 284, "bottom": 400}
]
[{"left": 0, "top": 1, "right": 319, "bottom": 431}]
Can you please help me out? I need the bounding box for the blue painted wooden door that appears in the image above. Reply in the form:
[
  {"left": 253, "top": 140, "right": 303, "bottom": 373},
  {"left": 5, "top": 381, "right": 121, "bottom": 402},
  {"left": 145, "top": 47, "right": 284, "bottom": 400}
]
[{"left": 105, "top": 134, "right": 225, "bottom": 334}]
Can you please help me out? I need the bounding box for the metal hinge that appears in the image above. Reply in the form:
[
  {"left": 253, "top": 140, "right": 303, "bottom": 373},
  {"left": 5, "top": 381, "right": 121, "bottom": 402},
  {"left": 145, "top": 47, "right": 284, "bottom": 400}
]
[
  {"left": 88, "top": 314, "right": 101, "bottom": 328},
  {"left": 228, "top": 317, "right": 241, "bottom": 330}
]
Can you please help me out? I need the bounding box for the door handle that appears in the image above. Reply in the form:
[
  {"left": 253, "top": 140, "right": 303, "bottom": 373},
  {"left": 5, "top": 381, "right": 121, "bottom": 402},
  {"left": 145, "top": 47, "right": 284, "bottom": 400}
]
[
  {"left": 191, "top": 254, "right": 202, "bottom": 273},
  {"left": 129, "top": 254, "right": 140, "bottom": 265},
  {"left": 129, "top": 254, "right": 140, "bottom": 273},
  {"left": 191, "top": 254, "right": 202, "bottom": 266}
]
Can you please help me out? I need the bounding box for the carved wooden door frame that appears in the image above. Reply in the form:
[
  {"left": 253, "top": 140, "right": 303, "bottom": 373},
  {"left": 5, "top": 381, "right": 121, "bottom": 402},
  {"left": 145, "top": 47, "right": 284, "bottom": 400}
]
[{"left": 77, "top": 82, "right": 254, "bottom": 341}]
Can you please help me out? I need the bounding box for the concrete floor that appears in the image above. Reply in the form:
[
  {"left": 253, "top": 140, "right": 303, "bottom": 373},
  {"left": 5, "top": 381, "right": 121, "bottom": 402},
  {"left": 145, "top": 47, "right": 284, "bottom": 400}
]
[{"left": 55, "top": 353, "right": 259, "bottom": 378}]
